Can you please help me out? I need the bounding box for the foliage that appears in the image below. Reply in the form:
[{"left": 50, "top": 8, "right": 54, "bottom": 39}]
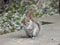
[
  {"left": 35, "top": 13, "right": 43, "bottom": 17},
  {"left": 0, "top": 0, "right": 59, "bottom": 33}
]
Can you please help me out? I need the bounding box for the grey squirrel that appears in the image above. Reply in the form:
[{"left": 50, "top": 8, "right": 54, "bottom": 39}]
[
  {"left": 21, "top": 12, "right": 40, "bottom": 38},
  {"left": 21, "top": 11, "right": 53, "bottom": 38}
]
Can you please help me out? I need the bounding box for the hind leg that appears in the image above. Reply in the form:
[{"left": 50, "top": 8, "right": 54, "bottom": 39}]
[
  {"left": 25, "top": 29, "right": 33, "bottom": 38},
  {"left": 32, "top": 29, "right": 40, "bottom": 37},
  {"left": 25, "top": 28, "right": 40, "bottom": 38}
]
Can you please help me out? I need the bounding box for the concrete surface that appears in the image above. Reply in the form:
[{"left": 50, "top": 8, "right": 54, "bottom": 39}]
[{"left": 0, "top": 15, "right": 60, "bottom": 45}]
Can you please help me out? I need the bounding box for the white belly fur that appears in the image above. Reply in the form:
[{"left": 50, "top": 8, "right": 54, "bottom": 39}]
[
  {"left": 32, "top": 22, "right": 39, "bottom": 36},
  {"left": 24, "top": 20, "right": 40, "bottom": 37}
]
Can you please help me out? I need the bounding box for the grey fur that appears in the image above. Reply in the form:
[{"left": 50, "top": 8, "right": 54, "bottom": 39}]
[{"left": 22, "top": 19, "right": 40, "bottom": 38}]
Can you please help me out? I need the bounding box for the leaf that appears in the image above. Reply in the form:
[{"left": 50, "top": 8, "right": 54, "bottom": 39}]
[
  {"left": 0, "top": 14, "right": 3, "bottom": 18},
  {"left": 35, "top": 13, "right": 43, "bottom": 17},
  {"left": 7, "top": 12, "right": 13, "bottom": 19},
  {"left": 11, "top": 28, "right": 16, "bottom": 32}
]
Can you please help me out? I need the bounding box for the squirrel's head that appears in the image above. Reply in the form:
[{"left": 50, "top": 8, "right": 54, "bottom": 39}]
[{"left": 22, "top": 11, "right": 34, "bottom": 26}]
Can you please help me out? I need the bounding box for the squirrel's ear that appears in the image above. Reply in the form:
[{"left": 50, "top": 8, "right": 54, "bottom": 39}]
[
  {"left": 28, "top": 12, "right": 32, "bottom": 19},
  {"left": 27, "top": 11, "right": 34, "bottom": 19}
]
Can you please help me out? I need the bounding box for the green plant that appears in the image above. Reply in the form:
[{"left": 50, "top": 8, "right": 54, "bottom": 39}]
[
  {"left": 0, "top": 14, "right": 3, "bottom": 18},
  {"left": 11, "top": 28, "right": 16, "bottom": 32},
  {"left": 35, "top": 13, "right": 43, "bottom": 17}
]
